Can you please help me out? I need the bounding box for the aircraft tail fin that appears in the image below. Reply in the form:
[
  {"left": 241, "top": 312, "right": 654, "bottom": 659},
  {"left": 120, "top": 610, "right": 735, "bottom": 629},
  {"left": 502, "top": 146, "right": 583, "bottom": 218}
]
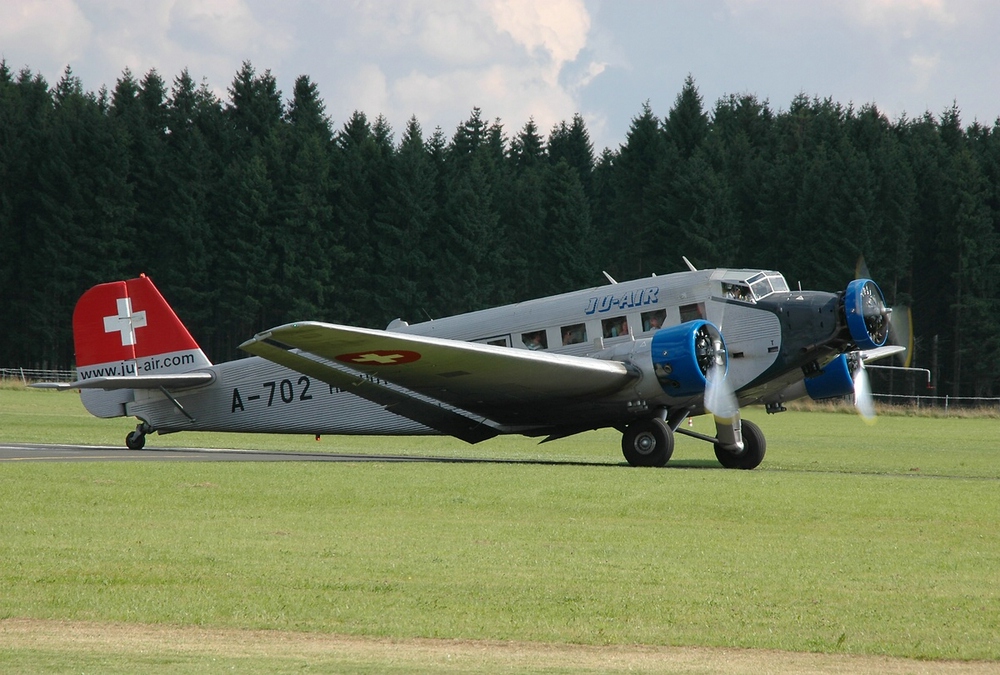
[{"left": 59, "top": 275, "right": 212, "bottom": 417}]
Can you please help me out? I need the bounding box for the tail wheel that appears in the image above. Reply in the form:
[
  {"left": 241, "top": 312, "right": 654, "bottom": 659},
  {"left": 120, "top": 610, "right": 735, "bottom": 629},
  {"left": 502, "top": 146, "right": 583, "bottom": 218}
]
[
  {"left": 125, "top": 430, "right": 146, "bottom": 450},
  {"left": 622, "top": 418, "right": 674, "bottom": 467},
  {"left": 714, "top": 419, "right": 766, "bottom": 470},
  {"left": 125, "top": 422, "right": 150, "bottom": 450}
]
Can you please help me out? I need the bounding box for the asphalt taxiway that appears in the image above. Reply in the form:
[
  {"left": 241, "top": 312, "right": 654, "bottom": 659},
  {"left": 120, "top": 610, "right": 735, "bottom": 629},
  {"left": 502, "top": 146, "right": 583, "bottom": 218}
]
[
  {"left": 0, "top": 442, "right": 613, "bottom": 467},
  {"left": 0, "top": 442, "right": 444, "bottom": 463}
]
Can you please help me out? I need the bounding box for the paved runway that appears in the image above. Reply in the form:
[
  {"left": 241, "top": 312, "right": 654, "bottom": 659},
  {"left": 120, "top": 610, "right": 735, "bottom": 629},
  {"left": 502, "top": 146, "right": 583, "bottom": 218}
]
[
  {"left": 0, "top": 442, "right": 449, "bottom": 463},
  {"left": 0, "top": 442, "right": 614, "bottom": 467}
]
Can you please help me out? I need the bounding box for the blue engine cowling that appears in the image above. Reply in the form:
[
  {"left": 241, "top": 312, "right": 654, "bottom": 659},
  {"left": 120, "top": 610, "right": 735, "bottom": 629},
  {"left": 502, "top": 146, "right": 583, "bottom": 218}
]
[
  {"left": 804, "top": 353, "right": 856, "bottom": 400},
  {"left": 650, "top": 320, "right": 727, "bottom": 397},
  {"left": 844, "top": 279, "right": 889, "bottom": 350}
]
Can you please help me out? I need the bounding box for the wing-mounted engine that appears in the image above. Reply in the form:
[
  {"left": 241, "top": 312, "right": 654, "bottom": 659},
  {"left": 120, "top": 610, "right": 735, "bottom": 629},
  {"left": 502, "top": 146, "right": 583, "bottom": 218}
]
[
  {"left": 802, "top": 353, "right": 855, "bottom": 400},
  {"left": 649, "top": 320, "right": 727, "bottom": 397},
  {"left": 592, "top": 319, "right": 753, "bottom": 468},
  {"left": 763, "top": 354, "right": 853, "bottom": 409}
]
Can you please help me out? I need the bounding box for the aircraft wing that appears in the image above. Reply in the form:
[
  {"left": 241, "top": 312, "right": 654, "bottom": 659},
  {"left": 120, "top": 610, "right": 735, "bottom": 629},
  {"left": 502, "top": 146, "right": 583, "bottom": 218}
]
[
  {"left": 858, "top": 345, "right": 906, "bottom": 363},
  {"left": 240, "top": 321, "right": 636, "bottom": 439}
]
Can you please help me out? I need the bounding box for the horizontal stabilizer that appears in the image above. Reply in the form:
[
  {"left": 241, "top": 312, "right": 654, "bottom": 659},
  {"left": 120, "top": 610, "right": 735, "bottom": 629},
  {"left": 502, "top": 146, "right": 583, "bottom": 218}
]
[{"left": 31, "top": 372, "right": 215, "bottom": 391}]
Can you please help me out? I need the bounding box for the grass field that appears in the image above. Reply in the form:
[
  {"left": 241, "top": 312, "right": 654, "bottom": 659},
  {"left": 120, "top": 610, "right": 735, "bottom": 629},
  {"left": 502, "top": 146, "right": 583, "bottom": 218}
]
[{"left": 1, "top": 387, "right": 999, "bottom": 672}]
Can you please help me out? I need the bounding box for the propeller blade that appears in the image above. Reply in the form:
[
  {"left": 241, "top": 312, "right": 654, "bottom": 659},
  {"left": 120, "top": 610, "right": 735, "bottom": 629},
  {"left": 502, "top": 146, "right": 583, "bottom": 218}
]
[
  {"left": 888, "top": 304, "right": 913, "bottom": 367},
  {"left": 703, "top": 303, "right": 738, "bottom": 420},
  {"left": 705, "top": 359, "right": 738, "bottom": 420},
  {"left": 853, "top": 361, "right": 876, "bottom": 422}
]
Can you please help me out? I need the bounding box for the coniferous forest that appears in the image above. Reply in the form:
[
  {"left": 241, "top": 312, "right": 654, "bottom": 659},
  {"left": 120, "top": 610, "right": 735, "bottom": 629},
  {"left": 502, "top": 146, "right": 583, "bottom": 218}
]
[{"left": 2, "top": 62, "right": 999, "bottom": 397}]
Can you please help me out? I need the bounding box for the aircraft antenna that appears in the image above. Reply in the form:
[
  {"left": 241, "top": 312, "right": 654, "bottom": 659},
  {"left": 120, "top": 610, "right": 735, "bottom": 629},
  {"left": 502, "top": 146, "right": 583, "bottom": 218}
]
[
  {"left": 682, "top": 256, "right": 698, "bottom": 272},
  {"left": 602, "top": 271, "right": 618, "bottom": 285}
]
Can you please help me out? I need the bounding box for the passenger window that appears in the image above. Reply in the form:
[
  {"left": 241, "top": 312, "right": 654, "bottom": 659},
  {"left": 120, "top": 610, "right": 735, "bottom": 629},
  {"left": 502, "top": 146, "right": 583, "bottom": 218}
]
[
  {"left": 601, "top": 316, "right": 629, "bottom": 338},
  {"left": 560, "top": 323, "right": 587, "bottom": 345},
  {"left": 680, "top": 303, "right": 705, "bottom": 323},
  {"left": 641, "top": 309, "right": 666, "bottom": 332},
  {"left": 722, "top": 282, "right": 753, "bottom": 303},
  {"left": 522, "top": 330, "right": 547, "bottom": 350},
  {"left": 476, "top": 335, "right": 511, "bottom": 347}
]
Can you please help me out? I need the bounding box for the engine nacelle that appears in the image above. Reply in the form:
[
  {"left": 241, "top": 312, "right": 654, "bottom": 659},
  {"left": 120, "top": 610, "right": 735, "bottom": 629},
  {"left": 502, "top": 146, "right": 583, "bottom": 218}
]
[
  {"left": 803, "top": 353, "right": 855, "bottom": 400},
  {"left": 650, "top": 320, "right": 727, "bottom": 397},
  {"left": 764, "top": 353, "right": 857, "bottom": 407}
]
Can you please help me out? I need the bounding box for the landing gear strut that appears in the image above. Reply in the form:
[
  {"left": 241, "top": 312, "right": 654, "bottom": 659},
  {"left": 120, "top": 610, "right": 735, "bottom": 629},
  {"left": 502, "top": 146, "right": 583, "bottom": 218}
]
[
  {"left": 621, "top": 418, "right": 674, "bottom": 467},
  {"left": 125, "top": 422, "right": 152, "bottom": 450}
]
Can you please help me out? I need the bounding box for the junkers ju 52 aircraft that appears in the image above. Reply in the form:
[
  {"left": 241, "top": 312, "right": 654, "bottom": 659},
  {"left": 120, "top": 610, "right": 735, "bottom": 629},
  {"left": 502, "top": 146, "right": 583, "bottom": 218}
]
[{"left": 38, "top": 263, "right": 898, "bottom": 469}]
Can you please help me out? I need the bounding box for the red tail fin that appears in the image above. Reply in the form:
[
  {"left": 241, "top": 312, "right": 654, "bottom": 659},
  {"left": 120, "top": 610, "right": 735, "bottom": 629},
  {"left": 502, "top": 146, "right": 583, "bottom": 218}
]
[{"left": 73, "top": 275, "right": 211, "bottom": 376}]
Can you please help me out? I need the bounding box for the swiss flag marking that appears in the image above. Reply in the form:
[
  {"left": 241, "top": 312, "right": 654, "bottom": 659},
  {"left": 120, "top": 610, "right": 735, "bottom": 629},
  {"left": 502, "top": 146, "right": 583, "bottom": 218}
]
[
  {"left": 104, "top": 297, "right": 148, "bottom": 346},
  {"left": 335, "top": 350, "right": 421, "bottom": 366},
  {"left": 73, "top": 276, "right": 201, "bottom": 367}
]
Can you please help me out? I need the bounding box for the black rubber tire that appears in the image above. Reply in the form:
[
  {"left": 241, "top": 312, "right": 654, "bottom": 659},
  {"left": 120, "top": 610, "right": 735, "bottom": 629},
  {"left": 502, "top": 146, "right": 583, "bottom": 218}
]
[
  {"left": 125, "top": 431, "right": 146, "bottom": 450},
  {"left": 714, "top": 418, "right": 765, "bottom": 469},
  {"left": 622, "top": 418, "right": 674, "bottom": 467}
]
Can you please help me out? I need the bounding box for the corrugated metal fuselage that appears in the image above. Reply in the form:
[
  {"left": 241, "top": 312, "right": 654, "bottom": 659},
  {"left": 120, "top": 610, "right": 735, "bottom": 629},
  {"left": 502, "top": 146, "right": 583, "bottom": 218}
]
[{"left": 125, "top": 269, "right": 842, "bottom": 440}]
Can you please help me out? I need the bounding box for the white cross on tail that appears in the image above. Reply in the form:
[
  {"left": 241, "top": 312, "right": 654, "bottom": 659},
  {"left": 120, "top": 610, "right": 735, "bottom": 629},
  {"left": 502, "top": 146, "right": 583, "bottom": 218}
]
[{"left": 103, "top": 297, "right": 147, "bottom": 346}]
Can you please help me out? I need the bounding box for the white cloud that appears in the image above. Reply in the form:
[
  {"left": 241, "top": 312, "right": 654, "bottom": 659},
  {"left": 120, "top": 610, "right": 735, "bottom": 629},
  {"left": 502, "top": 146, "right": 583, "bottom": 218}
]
[
  {"left": 0, "top": 0, "right": 92, "bottom": 73},
  {"left": 318, "top": 0, "right": 596, "bottom": 140},
  {"left": 722, "top": 0, "right": 959, "bottom": 30},
  {"left": 415, "top": 5, "right": 498, "bottom": 65},
  {"left": 348, "top": 63, "right": 390, "bottom": 118},
  {"left": 850, "top": 0, "right": 956, "bottom": 27},
  {"left": 170, "top": 0, "right": 275, "bottom": 54},
  {"left": 907, "top": 51, "right": 941, "bottom": 94},
  {"left": 487, "top": 0, "right": 590, "bottom": 72}
]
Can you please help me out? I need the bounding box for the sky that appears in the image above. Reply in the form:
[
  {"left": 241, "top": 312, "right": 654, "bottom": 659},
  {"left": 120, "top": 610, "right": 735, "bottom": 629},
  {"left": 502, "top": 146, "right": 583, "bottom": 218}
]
[{"left": 2, "top": 0, "right": 999, "bottom": 153}]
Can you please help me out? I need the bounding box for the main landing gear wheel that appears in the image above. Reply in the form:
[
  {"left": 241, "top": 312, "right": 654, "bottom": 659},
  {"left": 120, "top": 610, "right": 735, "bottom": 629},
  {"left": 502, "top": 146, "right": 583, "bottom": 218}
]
[
  {"left": 714, "top": 419, "right": 765, "bottom": 470},
  {"left": 622, "top": 418, "right": 674, "bottom": 467}
]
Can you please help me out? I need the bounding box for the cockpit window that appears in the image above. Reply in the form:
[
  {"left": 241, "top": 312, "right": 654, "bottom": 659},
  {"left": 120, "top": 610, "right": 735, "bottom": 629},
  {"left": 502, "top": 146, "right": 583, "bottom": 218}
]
[
  {"left": 750, "top": 276, "right": 772, "bottom": 300},
  {"left": 768, "top": 274, "right": 790, "bottom": 293},
  {"left": 722, "top": 272, "right": 789, "bottom": 303}
]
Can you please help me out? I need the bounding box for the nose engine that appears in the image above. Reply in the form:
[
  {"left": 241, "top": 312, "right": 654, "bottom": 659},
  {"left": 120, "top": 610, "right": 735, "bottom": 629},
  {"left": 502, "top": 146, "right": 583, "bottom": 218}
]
[
  {"left": 611, "top": 276, "right": 888, "bottom": 471},
  {"left": 844, "top": 279, "right": 889, "bottom": 349}
]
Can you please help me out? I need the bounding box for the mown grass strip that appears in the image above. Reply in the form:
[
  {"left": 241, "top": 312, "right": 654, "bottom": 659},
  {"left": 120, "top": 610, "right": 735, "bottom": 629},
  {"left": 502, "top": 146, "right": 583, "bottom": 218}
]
[{"left": 1, "top": 387, "right": 998, "bottom": 664}]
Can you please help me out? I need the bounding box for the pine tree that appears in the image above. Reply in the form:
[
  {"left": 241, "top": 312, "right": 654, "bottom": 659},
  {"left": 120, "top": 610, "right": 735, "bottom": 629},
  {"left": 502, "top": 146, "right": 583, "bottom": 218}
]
[
  {"left": 510, "top": 118, "right": 545, "bottom": 171},
  {"left": 607, "top": 101, "right": 669, "bottom": 278},
  {"left": 0, "top": 66, "right": 56, "bottom": 364},
  {"left": 538, "top": 160, "right": 595, "bottom": 293},
  {"left": 663, "top": 74, "right": 709, "bottom": 160},
  {"left": 548, "top": 113, "right": 594, "bottom": 196},
  {"left": 30, "top": 67, "right": 133, "bottom": 366},
  {"left": 374, "top": 116, "right": 436, "bottom": 322},
  {"left": 271, "top": 75, "right": 337, "bottom": 325}
]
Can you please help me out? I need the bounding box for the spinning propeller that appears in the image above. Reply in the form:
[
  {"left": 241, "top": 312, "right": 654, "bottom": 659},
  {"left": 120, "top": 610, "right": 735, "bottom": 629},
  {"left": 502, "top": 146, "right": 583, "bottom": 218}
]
[
  {"left": 701, "top": 328, "right": 738, "bottom": 420},
  {"left": 849, "top": 351, "right": 876, "bottom": 421},
  {"left": 843, "top": 276, "right": 909, "bottom": 421},
  {"left": 696, "top": 311, "right": 742, "bottom": 457}
]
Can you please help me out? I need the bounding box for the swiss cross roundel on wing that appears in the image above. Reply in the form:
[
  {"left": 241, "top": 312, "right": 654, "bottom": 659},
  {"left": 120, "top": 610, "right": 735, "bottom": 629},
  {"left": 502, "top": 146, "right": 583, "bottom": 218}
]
[{"left": 335, "top": 350, "right": 421, "bottom": 366}]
